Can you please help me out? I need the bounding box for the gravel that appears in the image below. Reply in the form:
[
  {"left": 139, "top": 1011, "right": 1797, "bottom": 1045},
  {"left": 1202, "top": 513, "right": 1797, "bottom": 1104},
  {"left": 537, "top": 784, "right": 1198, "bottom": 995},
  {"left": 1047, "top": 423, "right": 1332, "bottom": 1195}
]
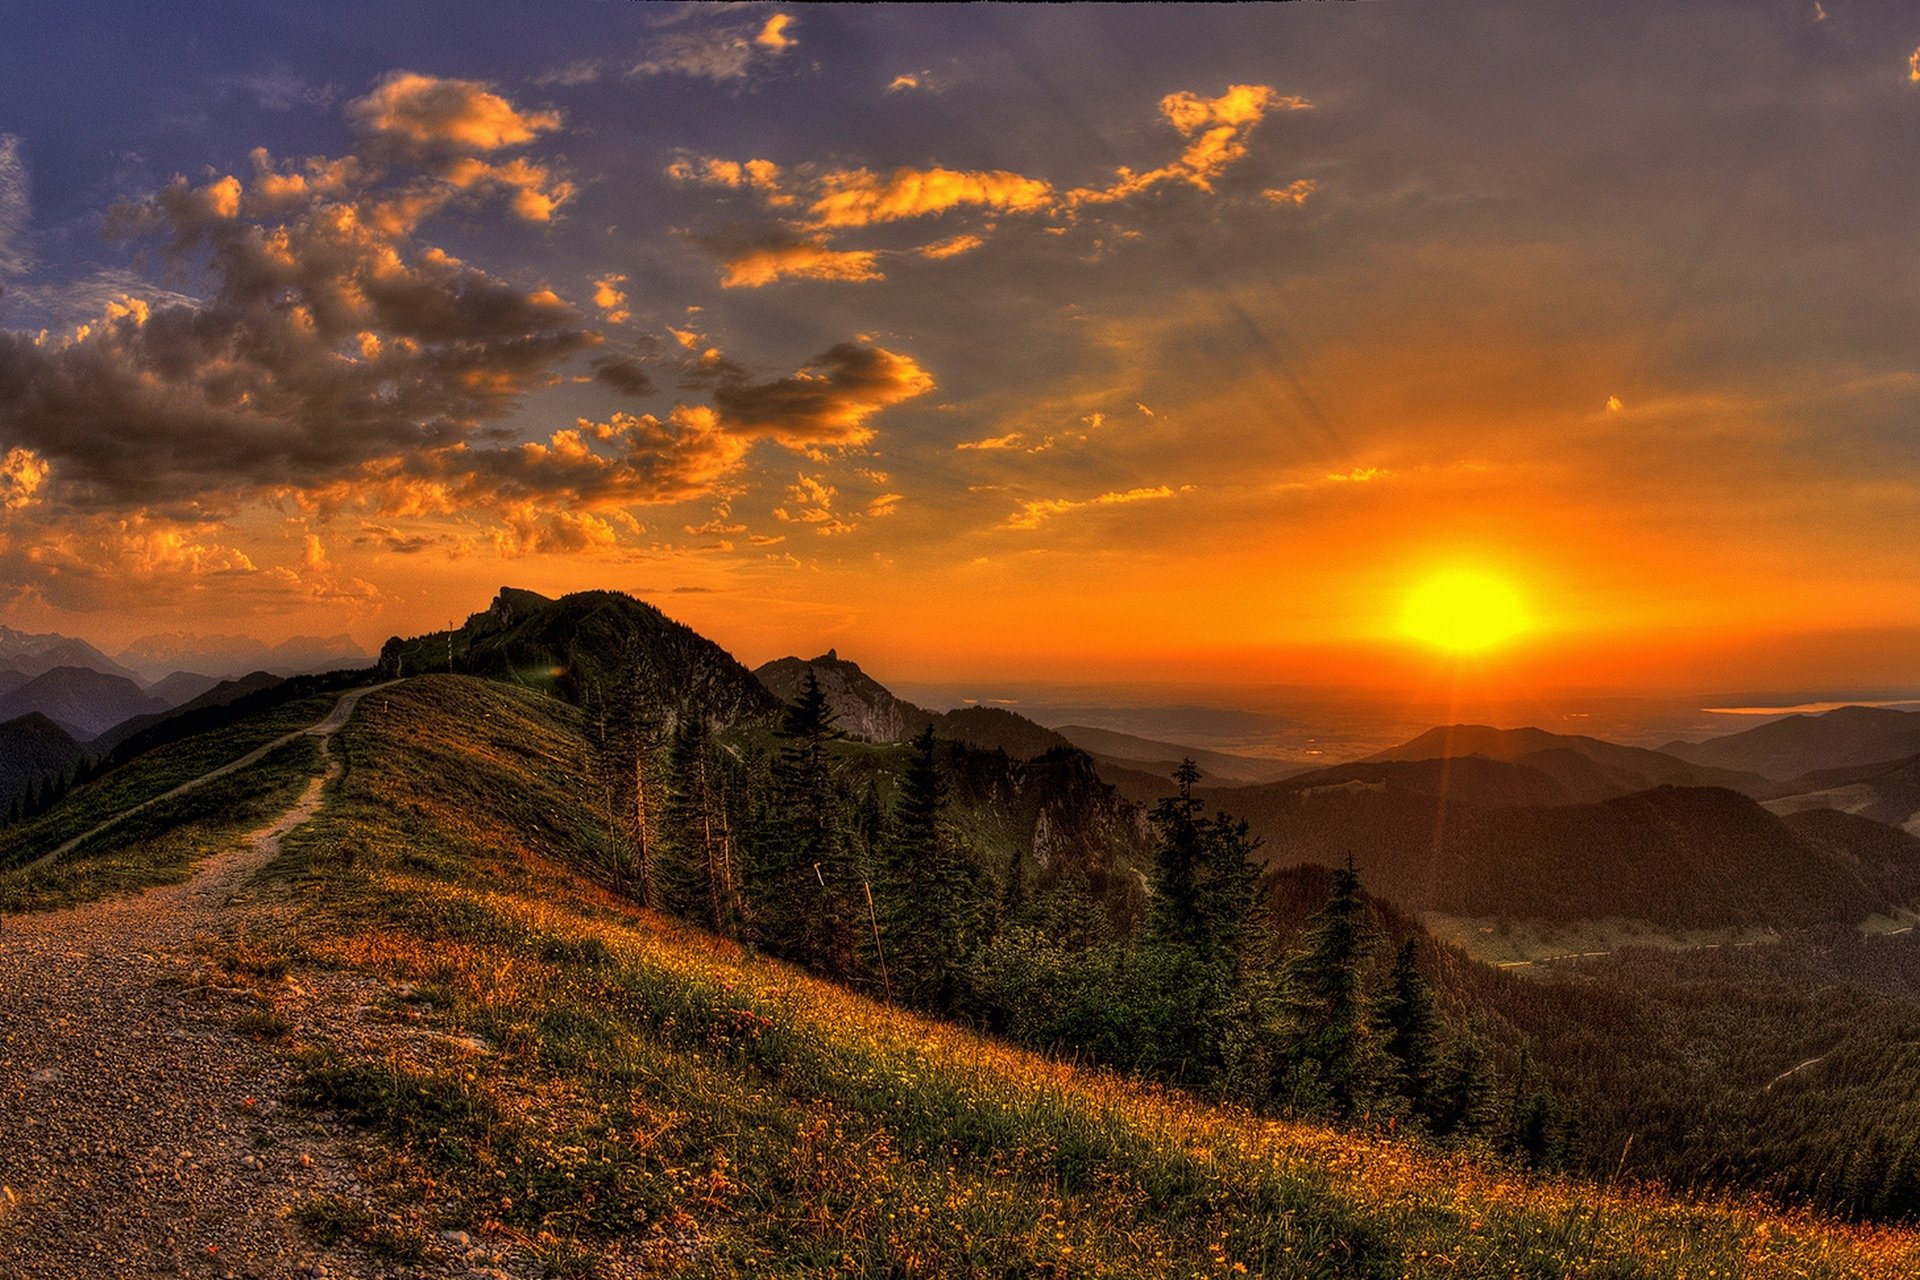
[{"left": 0, "top": 686, "right": 518, "bottom": 1280}]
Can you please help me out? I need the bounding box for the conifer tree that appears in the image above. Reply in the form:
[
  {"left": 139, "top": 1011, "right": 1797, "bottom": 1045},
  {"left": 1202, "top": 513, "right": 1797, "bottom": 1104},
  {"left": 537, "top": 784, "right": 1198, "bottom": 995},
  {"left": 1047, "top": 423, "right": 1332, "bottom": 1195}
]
[
  {"left": 747, "top": 671, "right": 858, "bottom": 976},
  {"left": 1281, "top": 858, "right": 1381, "bottom": 1119},
  {"left": 1379, "top": 937, "right": 1441, "bottom": 1123},
  {"left": 658, "top": 714, "right": 740, "bottom": 935},
  {"left": 879, "top": 727, "right": 982, "bottom": 1009}
]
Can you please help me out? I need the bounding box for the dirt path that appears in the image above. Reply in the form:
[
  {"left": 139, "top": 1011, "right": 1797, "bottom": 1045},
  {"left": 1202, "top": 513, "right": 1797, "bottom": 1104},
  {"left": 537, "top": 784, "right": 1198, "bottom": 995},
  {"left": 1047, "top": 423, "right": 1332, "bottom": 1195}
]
[
  {"left": 28, "top": 684, "right": 394, "bottom": 873},
  {"left": 0, "top": 684, "right": 437, "bottom": 1280}
]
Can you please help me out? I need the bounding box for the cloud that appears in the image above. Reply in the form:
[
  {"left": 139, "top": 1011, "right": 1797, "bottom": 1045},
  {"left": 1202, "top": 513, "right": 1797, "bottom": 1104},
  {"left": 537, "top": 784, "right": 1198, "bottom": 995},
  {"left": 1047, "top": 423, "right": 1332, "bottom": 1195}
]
[
  {"left": 631, "top": 11, "right": 797, "bottom": 82},
  {"left": 590, "top": 354, "right": 657, "bottom": 397},
  {"left": 773, "top": 472, "right": 837, "bottom": 524},
  {"left": 1911, "top": 46, "right": 1920, "bottom": 83},
  {"left": 713, "top": 234, "right": 881, "bottom": 288},
  {"left": 214, "top": 65, "right": 339, "bottom": 113},
  {"left": 349, "top": 71, "right": 561, "bottom": 159},
  {"left": 956, "top": 433, "right": 1024, "bottom": 450},
  {"left": 711, "top": 342, "right": 934, "bottom": 448},
  {"left": 756, "top": 13, "right": 797, "bottom": 51},
  {"left": 919, "top": 234, "right": 983, "bottom": 260},
  {"left": 677, "top": 84, "right": 1302, "bottom": 286},
  {"left": 0, "top": 135, "right": 31, "bottom": 278},
  {"left": 1263, "top": 179, "right": 1316, "bottom": 205},
  {"left": 593, "top": 274, "right": 630, "bottom": 324},
  {"left": 1, "top": 446, "right": 47, "bottom": 510},
  {"left": 999, "top": 485, "right": 1180, "bottom": 531},
  {"left": 867, "top": 492, "right": 902, "bottom": 517},
  {"left": 809, "top": 167, "right": 1053, "bottom": 229},
  {"left": 886, "top": 74, "right": 924, "bottom": 94},
  {"left": 667, "top": 154, "right": 785, "bottom": 197},
  {"left": 0, "top": 74, "right": 937, "bottom": 592}
]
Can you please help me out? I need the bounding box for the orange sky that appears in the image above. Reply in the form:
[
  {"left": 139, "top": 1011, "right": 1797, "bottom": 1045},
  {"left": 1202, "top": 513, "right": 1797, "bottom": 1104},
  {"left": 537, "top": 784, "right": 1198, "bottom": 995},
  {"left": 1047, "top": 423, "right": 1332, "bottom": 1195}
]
[{"left": 1, "top": 4, "right": 1917, "bottom": 695}]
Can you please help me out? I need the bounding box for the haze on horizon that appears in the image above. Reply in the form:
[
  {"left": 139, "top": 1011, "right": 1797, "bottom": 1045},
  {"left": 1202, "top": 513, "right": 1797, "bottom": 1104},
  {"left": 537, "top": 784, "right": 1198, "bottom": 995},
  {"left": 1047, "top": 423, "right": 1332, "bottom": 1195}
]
[{"left": 2, "top": 2, "right": 1918, "bottom": 699}]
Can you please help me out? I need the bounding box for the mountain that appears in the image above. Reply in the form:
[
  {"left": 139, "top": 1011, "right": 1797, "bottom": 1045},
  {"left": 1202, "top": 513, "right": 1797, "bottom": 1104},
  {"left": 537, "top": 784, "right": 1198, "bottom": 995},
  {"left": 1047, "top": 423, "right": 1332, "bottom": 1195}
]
[
  {"left": 1662, "top": 705, "right": 1920, "bottom": 780},
  {"left": 0, "top": 712, "right": 87, "bottom": 817},
  {"left": 145, "top": 671, "right": 224, "bottom": 708},
  {"left": 88, "top": 670, "right": 288, "bottom": 756},
  {"left": 1246, "top": 755, "right": 1589, "bottom": 808},
  {"left": 1760, "top": 752, "right": 1920, "bottom": 835},
  {"left": 1207, "top": 777, "right": 1920, "bottom": 931},
  {"left": 0, "top": 624, "right": 142, "bottom": 683},
  {"left": 115, "top": 631, "right": 372, "bottom": 682},
  {"left": 380, "top": 587, "right": 778, "bottom": 727},
  {"left": 753, "top": 651, "right": 1119, "bottom": 766},
  {"left": 928, "top": 705, "right": 1072, "bottom": 758},
  {"left": 754, "top": 650, "right": 932, "bottom": 740},
  {"left": 0, "top": 666, "right": 169, "bottom": 739},
  {"left": 1053, "top": 724, "right": 1301, "bottom": 785},
  {"left": 1369, "top": 723, "right": 1771, "bottom": 796}
]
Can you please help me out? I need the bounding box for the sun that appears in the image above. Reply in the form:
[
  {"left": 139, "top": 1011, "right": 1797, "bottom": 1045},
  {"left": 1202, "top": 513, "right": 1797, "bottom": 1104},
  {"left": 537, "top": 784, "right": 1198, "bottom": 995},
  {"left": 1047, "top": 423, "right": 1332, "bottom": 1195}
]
[{"left": 1400, "top": 570, "right": 1529, "bottom": 653}]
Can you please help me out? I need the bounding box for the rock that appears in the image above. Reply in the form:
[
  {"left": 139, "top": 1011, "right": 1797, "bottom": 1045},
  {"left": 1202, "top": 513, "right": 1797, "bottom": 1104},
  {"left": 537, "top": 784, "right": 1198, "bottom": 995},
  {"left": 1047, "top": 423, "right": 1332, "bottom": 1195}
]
[{"left": 440, "top": 1229, "right": 472, "bottom": 1248}]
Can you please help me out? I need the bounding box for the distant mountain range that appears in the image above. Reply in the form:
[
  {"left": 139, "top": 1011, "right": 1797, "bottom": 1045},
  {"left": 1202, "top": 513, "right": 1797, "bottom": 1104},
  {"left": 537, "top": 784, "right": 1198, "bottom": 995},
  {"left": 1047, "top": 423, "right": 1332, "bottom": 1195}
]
[
  {"left": 114, "top": 631, "right": 372, "bottom": 682},
  {"left": 1662, "top": 706, "right": 1920, "bottom": 779},
  {"left": 0, "top": 667, "right": 170, "bottom": 740},
  {"left": 0, "top": 624, "right": 141, "bottom": 683},
  {"left": 752, "top": 649, "right": 1286, "bottom": 799}
]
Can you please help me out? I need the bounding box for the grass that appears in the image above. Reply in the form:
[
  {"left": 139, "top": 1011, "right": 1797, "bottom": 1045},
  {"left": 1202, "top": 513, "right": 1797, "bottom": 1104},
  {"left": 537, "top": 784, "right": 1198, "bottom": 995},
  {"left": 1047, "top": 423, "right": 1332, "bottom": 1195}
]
[
  {"left": 0, "top": 691, "right": 337, "bottom": 875},
  {"left": 211, "top": 674, "right": 1920, "bottom": 1279},
  {"left": 0, "top": 735, "right": 323, "bottom": 912}
]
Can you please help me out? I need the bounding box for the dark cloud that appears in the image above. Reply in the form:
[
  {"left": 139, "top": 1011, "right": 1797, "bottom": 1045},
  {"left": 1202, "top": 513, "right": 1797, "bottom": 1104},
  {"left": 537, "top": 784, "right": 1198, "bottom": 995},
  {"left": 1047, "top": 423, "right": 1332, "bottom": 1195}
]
[
  {"left": 591, "top": 354, "right": 658, "bottom": 397},
  {"left": 712, "top": 342, "right": 934, "bottom": 446}
]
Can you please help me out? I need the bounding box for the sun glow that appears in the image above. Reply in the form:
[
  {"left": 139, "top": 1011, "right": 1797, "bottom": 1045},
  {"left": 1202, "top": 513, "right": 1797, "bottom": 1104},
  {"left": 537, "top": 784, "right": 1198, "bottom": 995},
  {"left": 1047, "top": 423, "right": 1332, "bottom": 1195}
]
[{"left": 1400, "top": 570, "right": 1529, "bottom": 653}]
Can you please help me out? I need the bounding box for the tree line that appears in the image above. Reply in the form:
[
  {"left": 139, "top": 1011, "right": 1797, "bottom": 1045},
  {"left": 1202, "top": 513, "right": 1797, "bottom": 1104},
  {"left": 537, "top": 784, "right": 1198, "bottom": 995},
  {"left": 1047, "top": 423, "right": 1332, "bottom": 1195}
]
[{"left": 582, "top": 669, "right": 1564, "bottom": 1162}]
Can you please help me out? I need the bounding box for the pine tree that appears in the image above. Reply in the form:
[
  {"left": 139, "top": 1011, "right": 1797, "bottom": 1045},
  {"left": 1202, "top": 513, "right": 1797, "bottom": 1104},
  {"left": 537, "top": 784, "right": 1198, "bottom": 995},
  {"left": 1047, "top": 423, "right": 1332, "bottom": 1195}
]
[
  {"left": 1146, "top": 760, "right": 1207, "bottom": 951},
  {"left": 584, "top": 637, "right": 664, "bottom": 906},
  {"left": 1280, "top": 858, "right": 1381, "bottom": 1120},
  {"left": 1137, "top": 761, "right": 1274, "bottom": 1097},
  {"left": 1379, "top": 937, "right": 1441, "bottom": 1124},
  {"left": 658, "top": 714, "right": 740, "bottom": 935},
  {"left": 746, "top": 672, "right": 858, "bottom": 977},
  {"left": 879, "top": 727, "right": 982, "bottom": 1010}
]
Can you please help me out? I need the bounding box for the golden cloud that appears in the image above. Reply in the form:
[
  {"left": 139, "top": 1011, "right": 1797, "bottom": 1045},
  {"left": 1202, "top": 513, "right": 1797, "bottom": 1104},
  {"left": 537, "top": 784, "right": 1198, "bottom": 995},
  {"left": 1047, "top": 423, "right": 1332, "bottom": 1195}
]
[
  {"left": 348, "top": 71, "right": 561, "bottom": 157},
  {"left": 809, "top": 166, "right": 1054, "bottom": 229},
  {"left": 999, "top": 485, "right": 1179, "bottom": 531},
  {"left": 718, "top": 237, "right": 882, "bottom": 288}
]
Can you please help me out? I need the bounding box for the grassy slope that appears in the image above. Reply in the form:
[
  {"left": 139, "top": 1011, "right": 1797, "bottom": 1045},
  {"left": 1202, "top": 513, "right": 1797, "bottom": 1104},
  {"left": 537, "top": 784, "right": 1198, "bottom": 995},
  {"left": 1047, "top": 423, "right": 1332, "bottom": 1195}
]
[
  {"left": 219, "top": 675, "right": 1918, "bottom": 1279},
  {"left": 0, "top": 691, "right": 337, "bottom": 874},
  {"left": 0, "top": 703, "right": 329, "bottom": 910}
]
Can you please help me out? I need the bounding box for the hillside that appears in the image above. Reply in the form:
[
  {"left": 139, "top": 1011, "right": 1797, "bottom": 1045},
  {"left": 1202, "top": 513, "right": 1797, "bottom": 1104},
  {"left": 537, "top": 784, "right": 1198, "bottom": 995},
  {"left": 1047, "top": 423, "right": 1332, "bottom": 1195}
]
[
  {"left": 0, "top": 713, "right": 87, "bottom": 818},
  {"left": 1056, "top": 722, "right": 1301, "bottom": 784},
  {"left": 380, "top": 587, "right": 777, "bottom": 726},
  {"left": 1370, "top": 723, "right": 1771, "bottom": 795},
  {"left": 1762, "top": 753, "right": 1920, "bottom": 835},
  {"left": 89, "top": 671, "right": 288, "bottom": 756},
  {"left": 0, "top": 666, "right": 170, "bottom": 740},
  {"left": 1663, "top": 706, "right": 1920, "bottom": 780},
  {"left": 1210, "top": 778, "right": 1920, "bottom": 931},
  {"left": 138, "top": 674, "right": 1907, "bottom": 1278},
  {"left": 145, "top": 670, "right": 224, "bottom": 708}
]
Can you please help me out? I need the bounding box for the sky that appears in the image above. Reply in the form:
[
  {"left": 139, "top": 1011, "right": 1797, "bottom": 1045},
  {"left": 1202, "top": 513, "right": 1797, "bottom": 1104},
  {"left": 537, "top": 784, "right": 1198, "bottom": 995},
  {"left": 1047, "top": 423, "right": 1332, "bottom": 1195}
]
[{"left": 1, "top": 1, "right": 1918, "bottom": 696}]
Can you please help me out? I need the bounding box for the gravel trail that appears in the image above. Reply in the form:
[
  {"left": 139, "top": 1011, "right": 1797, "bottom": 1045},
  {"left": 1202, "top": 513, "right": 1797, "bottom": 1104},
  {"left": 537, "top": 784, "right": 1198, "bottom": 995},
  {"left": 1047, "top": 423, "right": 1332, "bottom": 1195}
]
[{"left": 0, "top": 684, "right": 434, "bottom": 1280}]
